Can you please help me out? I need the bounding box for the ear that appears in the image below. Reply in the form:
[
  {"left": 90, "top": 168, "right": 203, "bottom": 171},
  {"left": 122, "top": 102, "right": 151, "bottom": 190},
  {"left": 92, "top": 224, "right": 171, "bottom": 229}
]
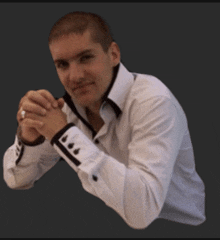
[{"left": 109, "top": 42, "right": 121, "bottom": 66}]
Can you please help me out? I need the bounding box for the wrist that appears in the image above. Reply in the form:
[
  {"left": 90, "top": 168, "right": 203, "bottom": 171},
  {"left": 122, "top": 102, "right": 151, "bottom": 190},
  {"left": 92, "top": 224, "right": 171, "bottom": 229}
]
[
  {"left": 50, "top": 123, "right": 75, "bottom": 146},
  {"left": 17, "top": 126, "right": 45, "bottom": 146},
  {"left": 19, "top": 135, "right": 45, "bottom": 146}
]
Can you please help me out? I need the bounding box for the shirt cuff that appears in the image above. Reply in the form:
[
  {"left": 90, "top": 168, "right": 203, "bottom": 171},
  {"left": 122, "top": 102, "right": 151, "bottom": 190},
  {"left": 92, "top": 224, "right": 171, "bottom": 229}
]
[
  {"left": 19, "top": 135, "right": 46, "bottom": 146},
  {"left": 15, "top": 132, "right": 45, "bottom": 165},
  {"left": 50, "top": 123, "right": 75, "bottom": 146},
  {"left": 14, "top": 135, "right": 25, "bottom": 165},
  {"left": 16, "top": 125, "right": 45, "bottom": 147},
  {"left": 14, "top": 134, "right": 55, "bottom": 166},
  {"left": 50, "top": 123, "right": 104, "bottom": 173}
]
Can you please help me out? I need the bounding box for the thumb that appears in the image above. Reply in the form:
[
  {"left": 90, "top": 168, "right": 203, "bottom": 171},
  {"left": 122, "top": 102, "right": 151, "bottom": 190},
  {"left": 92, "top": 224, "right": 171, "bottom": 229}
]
[{"left": 57, "top": 98, "right": 65, "bottom": 109}]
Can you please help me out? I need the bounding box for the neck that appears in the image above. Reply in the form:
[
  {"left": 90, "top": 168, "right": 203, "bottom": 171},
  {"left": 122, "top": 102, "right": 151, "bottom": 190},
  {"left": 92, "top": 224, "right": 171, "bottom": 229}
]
[
  {"left": 85, "top": 104, "right": 104, "bottom": 132},
  {"left": 85, "top": 102, "right": 101, "bottom": 117}
]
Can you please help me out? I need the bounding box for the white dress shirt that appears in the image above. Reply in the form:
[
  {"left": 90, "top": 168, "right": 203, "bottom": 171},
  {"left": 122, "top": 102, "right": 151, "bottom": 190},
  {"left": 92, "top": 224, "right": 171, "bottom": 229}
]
[{"left": 3, "top": 63, "right": 206, "bottom": 229}]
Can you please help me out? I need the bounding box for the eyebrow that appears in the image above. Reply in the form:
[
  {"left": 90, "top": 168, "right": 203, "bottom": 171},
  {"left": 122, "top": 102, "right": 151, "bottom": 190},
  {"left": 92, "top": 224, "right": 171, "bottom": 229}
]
[{"left": 54, "top": 49, "right": 94, "bottom": 64}]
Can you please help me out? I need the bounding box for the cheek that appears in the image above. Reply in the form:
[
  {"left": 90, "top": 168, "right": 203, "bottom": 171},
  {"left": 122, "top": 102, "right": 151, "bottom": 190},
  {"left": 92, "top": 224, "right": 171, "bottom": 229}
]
[
  {"left": 93, "top": 70, "right": 109, "bottom": 91},
  {"left": 57, "top": 72, "right": 68, "bottom": 87},
  {"left": 91, "top": 61, "right": 112, "bottom": 82}
]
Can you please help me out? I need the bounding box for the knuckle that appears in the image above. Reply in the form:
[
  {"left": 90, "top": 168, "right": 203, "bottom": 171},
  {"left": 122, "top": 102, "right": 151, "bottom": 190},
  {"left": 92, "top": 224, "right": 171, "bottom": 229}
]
[
  {"left": 17, "top": 110, "right": 21, "bottom": 117},
  {"left": 16, "top": 114, "right": 20, "bottom": 122},
  {"left": 22, "top": 118, "right": 28, "bottom": 125},
  {"left": 38, "top": 89, "right": 54, "bottom": 101},
  {"left": 33, "top": 105, "right": 44, "bottom": 114},
  {"left": 21, "top": 99, "right": 30, "bottom": 110},
  {"left": 21, "top": 101, "right": 28, "bottom": 108},
  {"left": 38, "top": 89, "right": 50, "bottom": 97},
  {"left": 19, "top": 97, "right": 25, "bottom": 109},
  {"left": 37, "top": 89, "right": 47, "bottom": 94},
  {"left": 26, "top": 90, "right": 34, "bottom": 97}
]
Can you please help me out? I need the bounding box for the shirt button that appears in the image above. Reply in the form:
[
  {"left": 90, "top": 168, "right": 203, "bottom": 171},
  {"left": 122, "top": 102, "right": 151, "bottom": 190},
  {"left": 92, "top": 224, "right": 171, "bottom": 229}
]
[
  {"left": 94, "top": 139, "right": 99, "bottom": 144},
  {"left": 92, "top": 175, "right": 98, "bottom": 182}
]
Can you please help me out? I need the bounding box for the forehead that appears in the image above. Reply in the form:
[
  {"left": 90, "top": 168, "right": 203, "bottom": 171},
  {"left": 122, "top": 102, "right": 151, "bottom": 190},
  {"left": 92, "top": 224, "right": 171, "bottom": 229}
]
[{"left": 49, "top": 30, "right": 102, "bottom": 59}]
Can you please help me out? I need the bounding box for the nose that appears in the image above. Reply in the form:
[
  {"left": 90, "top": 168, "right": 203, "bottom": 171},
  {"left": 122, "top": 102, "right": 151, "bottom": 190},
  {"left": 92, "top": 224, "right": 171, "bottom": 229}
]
[{"left": 69, "top": 62, "right": 85, "bottom": 83}]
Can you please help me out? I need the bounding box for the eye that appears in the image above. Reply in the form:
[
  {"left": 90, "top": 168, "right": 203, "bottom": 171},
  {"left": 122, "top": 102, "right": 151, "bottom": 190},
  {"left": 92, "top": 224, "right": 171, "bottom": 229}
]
[
  {"left": 56, "top": 61, "right": 68, "bottom": 69},
  {"left": 80, "top": 55, "right": 94, "bottom": 63}
]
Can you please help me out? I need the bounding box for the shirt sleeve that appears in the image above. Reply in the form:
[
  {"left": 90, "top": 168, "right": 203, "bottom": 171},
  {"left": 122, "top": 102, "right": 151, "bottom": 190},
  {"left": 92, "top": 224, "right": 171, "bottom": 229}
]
[
  {"left": 3, "top": 135, "right": 60, "bottom": 190},
  {"left": 50, "top": 96, "right": 187, "bottom": 229}
]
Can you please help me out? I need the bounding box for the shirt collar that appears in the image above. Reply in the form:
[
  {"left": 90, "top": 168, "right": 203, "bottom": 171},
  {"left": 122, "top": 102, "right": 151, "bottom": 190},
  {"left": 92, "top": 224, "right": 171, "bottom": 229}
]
[
  {"left": 63, "top": 62, "right": 135, "bottom": 120},
  {"left": 104, "top": 62, "right": 135, "bottom": 117}
]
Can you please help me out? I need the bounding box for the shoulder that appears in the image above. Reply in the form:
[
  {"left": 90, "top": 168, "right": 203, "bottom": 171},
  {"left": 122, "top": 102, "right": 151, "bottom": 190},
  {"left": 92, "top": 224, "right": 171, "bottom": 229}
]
[
  {"left": 126, "top": 73, "right": 187, "bottom": 127},
  {"left": 130, "top": 73, "right": 172, "bottom": 103},
  {"left": 128, "top": 73, "right": 184, "bottom": 113}
]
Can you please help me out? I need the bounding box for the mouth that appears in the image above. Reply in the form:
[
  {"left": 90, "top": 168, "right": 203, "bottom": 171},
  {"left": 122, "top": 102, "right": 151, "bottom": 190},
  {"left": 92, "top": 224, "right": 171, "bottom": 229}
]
[{"left": 73, "top": 82, "right": 94, "bottom": 92}]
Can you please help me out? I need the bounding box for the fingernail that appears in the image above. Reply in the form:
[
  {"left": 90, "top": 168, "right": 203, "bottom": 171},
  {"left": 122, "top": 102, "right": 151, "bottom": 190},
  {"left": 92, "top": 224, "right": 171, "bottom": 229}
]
[
  {"left": 53, "top": 102, "right": 58, "bottom": 108},
  {"left": 42, "top": 109, "right": 47, "bottom": 115}
]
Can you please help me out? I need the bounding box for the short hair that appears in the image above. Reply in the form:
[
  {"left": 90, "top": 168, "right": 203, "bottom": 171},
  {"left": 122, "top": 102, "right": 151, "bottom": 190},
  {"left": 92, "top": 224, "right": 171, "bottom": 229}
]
[{"left": 48, "top": 11, "right": 114, "bottom": 53}]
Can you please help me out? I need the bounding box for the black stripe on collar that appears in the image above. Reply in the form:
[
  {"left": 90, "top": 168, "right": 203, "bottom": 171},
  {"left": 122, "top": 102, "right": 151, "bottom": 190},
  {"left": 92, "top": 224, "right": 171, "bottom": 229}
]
[
  {"left": 101, "top": 63, "right": 120, "bottom": 102},
  {"left": 101, "top": 64, "right": 121, "bottom": 118},
  {"left": 63, "top": 92, "right": 97, "bottom": 138},
  {"left": 104, "top": 70, "right": 137, "bottom": 118},
  {"left": 105, "top": 98, "right": 122, "bottom": 118}
]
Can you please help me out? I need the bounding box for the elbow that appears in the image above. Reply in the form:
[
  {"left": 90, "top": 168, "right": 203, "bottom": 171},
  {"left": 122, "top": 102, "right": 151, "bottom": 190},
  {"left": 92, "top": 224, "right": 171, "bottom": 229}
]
[
  {"left": 124, "top": 207, "right": 161, "bottom": 230},
  {"left": 126, "top": 221, "right": 149, "bottom": 230},
  {"left": 123, "top": 167, "right": 166, "bottom": 229},
  {"left": 7, "top": 183, "right": 33, "bottom": 190},
  {"left": 123, "top": 189, "right": 163, "bottom": 229},
  {"left": 4, "top": 175, "right": 17, "bottom": 189},
  {"left": 4, "top": 176, "right": 33, "bottom": 190}
]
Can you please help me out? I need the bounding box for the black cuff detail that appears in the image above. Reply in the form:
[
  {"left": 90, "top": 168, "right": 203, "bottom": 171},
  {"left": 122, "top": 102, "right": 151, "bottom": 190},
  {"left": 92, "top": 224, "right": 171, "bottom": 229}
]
[
  {"left": 19, "top": 135, "right": 46, "bottom": 146},
  {"left": 15, "top": 145, "right": 24, "bottom": 165},
  {"left": 50, "top": 123, "right": 75, "bottom": 146},
  {"left": 17, "top": 125, "right": 45, "bottom": 146}
]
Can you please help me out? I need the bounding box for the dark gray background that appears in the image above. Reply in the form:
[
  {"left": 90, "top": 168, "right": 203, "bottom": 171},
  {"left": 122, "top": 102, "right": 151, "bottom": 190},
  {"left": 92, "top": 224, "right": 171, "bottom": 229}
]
[{"left": 0, "top": 2, "right": 219, "bottom": 238}]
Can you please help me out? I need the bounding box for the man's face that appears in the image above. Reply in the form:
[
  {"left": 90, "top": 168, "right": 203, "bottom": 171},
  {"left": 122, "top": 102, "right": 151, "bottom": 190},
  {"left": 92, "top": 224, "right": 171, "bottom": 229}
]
[{"left": 49, "top": 30, "right": 120, "bottom": 110}]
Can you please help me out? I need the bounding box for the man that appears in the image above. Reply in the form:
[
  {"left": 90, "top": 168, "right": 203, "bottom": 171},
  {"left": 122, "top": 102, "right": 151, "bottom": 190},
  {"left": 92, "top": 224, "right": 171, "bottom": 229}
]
[{"left": 3, "top": 11, "right": 206, "bottom": 229}]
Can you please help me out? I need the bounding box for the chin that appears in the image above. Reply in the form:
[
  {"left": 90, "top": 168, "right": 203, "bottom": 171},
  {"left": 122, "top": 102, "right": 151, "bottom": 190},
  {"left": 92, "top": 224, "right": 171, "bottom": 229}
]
[
  {"left": 67, "top": 88, "right": 100, "bottom": 109},
  {"left": 73, "top": 95, "right": 96, "bottom": 108}
]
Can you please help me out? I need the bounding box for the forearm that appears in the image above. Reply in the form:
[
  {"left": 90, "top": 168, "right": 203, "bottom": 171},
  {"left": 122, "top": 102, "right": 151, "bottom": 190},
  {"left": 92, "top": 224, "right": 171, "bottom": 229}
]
[
  {"left": 50, "top": 124, "right": 168, "bottom": 229},
  {"left": 79, "top": 154, "right": 164, "bottom": 229},
  {"left": 6, "top": 89, "right": 66, "bottom": 189},
  {"left": 3, "top": 134, "right": 60, "bottom": 189}
]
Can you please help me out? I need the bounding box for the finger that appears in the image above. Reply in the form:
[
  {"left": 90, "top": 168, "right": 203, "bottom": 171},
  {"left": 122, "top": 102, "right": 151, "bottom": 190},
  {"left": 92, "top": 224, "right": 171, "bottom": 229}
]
[
  {"left": 21, "top": 102, "right": 47, "bottom": 116},
  {"left": 18, "top": 96, "right": 27, "bottom": 110},
  {"left": 57, "top": 98, "right": 65, "bottom": 109},
  {"left": 26, "top": 90, "right": 52, "bottom": 110},
  {"left": 17, "top": 106, "right": 29, "bottom": 123},
  {"left": 21, "top": 118, "right": 44, "bottom": 129},
  {"left": 37, "top": 89, "right": 58, "bottom": 108},
  {"left": 17, "top": 108, "right": 25, "bottom": 123},
  {"left": 17, "top": 106, "right": 44, "bottom": 124},
  {"left": 17, "top": 108, "right": 23, "bottom": 123}
]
